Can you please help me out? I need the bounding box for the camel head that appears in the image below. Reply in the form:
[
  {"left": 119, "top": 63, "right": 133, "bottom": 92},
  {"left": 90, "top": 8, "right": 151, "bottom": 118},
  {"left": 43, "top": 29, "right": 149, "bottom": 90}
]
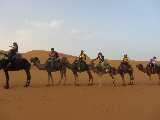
[
  {"left": 90, "top": 59, "right": 97, "bottom": 68},
  {"left": 136, "top": 64, "right": 145, "bottom": 71},
  {"left": 90, "top": 60, "right": 95, "bottom": 65},
  {"left": 88, "top": 60, "right": 98, "bottom": 73},
  {"left": 60, "top": 57, "right": 68, "bottom": 64},
  {"left": 30, "top": 57, "right": 40, "bottom": 65}
]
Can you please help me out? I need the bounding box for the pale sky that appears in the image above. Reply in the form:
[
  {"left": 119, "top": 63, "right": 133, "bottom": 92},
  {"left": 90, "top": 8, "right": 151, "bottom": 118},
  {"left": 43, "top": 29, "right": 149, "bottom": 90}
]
[{"left": 0, "top": 0, "right": 160, "bottom": 60}]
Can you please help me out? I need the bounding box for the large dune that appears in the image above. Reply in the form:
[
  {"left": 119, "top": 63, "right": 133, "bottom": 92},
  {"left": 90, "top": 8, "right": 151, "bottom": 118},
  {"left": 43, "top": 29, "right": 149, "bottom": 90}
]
[{"left": 0, "top": 51, "right": 160, "bottom": 120}]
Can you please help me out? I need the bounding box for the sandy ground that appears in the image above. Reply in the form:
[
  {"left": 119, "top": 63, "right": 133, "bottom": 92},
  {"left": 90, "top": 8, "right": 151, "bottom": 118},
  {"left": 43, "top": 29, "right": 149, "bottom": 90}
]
[{"left": 0, "top": 51, "right": 160, "bottom": 120}]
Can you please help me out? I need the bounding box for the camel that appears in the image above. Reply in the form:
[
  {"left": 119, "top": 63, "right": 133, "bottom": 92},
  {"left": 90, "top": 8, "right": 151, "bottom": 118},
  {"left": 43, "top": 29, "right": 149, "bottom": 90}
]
[
  {"left": 30, "top": 57, "right": 68, "bottom": 86},
  {"left": 0, "top": 56, "right": 31, "bottom": 89},
  {"left": 117, "top": 62, "right": 135, "bottom": 86},
  {"left": 136, "top": 64, "right": 160, "bottom": 85},
  {"left": 30, "top": 57, "right": 93, "bottom": 86},
  {"left": 90, "top": 60, "right": 117, "bottom": 86},
  {"left": 67, "top": 59, "right": 93, "bottom": 86}
]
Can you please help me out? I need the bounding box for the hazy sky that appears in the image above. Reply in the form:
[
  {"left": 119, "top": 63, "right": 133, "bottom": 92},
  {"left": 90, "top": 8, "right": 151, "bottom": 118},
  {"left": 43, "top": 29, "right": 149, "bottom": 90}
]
[{"left": 0, "top": 0, "right": 160, "bottom": 60}]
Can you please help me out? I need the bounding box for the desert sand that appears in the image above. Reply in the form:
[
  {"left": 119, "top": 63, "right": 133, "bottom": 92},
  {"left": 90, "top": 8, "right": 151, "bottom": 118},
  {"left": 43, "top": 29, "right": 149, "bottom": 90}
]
[{"left": 0, "top": 51, "right": 160, "bottom": 120}]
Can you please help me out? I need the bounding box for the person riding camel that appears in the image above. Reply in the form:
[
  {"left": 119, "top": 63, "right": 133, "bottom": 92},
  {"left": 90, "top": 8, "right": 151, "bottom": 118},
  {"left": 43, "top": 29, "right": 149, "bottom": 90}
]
[
  {"left": 94, "top": 52, "right": 104, "bottom": 63},
  {"left": 49, "top": 48, "right": 59, "bottom": 59},
  {"left": 121, "top": 54, "right": 132, "bottom": 69},
  {"left": 48, "top": 48, "right": 60, "bottom": 67},
  {"left": 94, "top": 52, "right": 110, "bottom": 71},
  {"left": 122, "top": 54, "right": 129, "bottom": 65},
  {"left": 149, "top": 56, "right": 157, "bottom": 72},
  {"left": 75, "top": 50, "right": 87, "bottom": 70},
  {"left": 7, "top": 42, "right": 19, "bottom": 67},
  {"left": 79, "top": 50, "right": 87, "bottom": 61}
]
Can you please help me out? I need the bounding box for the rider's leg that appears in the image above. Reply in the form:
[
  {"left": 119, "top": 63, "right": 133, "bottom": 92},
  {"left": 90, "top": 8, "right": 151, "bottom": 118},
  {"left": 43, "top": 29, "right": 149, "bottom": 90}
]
[
  {"left": 7, "top": 54, "right": 16, "bottom": 68},
  {"left": 151, "top": 63, "right": 154, "bottom": 72},
  {"left": 153, "top": 63, "right": 156, "bottom": 72}
]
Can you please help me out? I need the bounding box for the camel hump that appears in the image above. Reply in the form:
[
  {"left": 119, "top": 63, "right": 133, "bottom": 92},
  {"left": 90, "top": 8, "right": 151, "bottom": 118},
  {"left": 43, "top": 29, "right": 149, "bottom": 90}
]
[
  {"left": 16, "top": 53, "right": 23, "bottom": 59},
  {"left": 60, "top": 57, "right": 68, "bottom": 63},
  {"left": 16, "top": 57, "right": 30, "bottom": 65}
]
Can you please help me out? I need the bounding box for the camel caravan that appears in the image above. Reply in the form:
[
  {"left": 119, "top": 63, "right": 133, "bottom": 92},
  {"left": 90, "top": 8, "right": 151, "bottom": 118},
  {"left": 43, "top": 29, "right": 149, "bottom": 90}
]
[{"left": 0, "top": 42, "right": 160, "bottom": 89}]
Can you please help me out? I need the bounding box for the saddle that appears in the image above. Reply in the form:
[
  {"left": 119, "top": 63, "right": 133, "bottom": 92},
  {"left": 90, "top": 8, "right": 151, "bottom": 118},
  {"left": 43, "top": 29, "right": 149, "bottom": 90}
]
[
  {"left": 120, "top": 62, "right": 132, "bottom": 70},
  {"left": 96, "top": 60, "right": 111, "bottom": 72},
  {"left": 74, "top": 59, "right": 87, "bottom": 71},
  {"left": 48, "top": 57, "right": 61, "bottom": 69},
  {"left": 6, "top": 53, "right": 23, "bottom": 68},
  {"left": 148, "top": 63, "right": 159, "bottom": 73},
  {"left": 15, "top": 53, "right": 22, "bottom": 60}
]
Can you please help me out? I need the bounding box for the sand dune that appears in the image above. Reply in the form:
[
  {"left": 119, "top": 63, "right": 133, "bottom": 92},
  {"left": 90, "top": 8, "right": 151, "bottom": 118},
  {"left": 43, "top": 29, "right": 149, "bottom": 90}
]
[{"left": 0, "top": 51, "right": 160, "bottom": 120}]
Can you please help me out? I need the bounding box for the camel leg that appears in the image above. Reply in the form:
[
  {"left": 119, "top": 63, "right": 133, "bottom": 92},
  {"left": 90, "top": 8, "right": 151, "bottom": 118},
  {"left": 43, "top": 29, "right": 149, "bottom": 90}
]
[
  {"left": 24, "top": 70, "right": 31, "bottom": 87},
  {"left": 73, "top": 71, "right": 79, "bottom": 86},
  {"left": 63, "top": 69, "right": 67, "bottom": 86},
  {"left": 121, "top": 73, "right": 126, "bottom": 86},
  {"left": 129, "top": 72, "right": 134, "bottom": 85},
  {"left": 50, "top": 72, "right": 54, "bottom": 86},
  {"left": 110, "top": 73, "right": 116, "bottom": 87},
  {"left": 4, "top": 70, "right": 9, "bottom": 89},
  {"left": 97, "top": 73, "right": 102, "bottom": 87},
  {"left": 58, "top": 69, "right": 67, "bottom": 86},
  {"left": 87, "top": 70, "right": 93, "bottom": 86},
  {"left": 158, "top": 74, "right": 160, "bottom": 85},
  {"left": 58, "top": 71, "right": 63, "bottom": 85},
  {"left": 88, "top": 71, "right": 91, "bottom": 86},
  {"left": 148, "top": 74, "right": 152, "bottom": 81},
  {"left": 46, "top": 72, "right": 52, "bottom": 86}
]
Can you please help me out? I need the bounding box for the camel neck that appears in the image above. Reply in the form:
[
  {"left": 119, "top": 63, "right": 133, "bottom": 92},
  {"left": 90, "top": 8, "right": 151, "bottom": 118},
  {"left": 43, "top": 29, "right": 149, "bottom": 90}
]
[{"left": 34, "top": 62, "right": 46, "bottom": 70}]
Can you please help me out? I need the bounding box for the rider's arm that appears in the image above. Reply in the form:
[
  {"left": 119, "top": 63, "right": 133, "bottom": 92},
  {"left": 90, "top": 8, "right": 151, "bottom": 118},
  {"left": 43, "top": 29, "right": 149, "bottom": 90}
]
[
  {"left": 84, "top": 53, "right": 87, "bottom": 60},
  {"left": 93, "top": 56, "right": 98, "bottom": 61},
  {"left": 79, "top": 53, "right": 82, "bottom": 58},
  {"left": 49, "top": 52, "right": 53, "bottom": 57},
  {"left": 55, "top": 52, "right": 59, "bottom": 58}
]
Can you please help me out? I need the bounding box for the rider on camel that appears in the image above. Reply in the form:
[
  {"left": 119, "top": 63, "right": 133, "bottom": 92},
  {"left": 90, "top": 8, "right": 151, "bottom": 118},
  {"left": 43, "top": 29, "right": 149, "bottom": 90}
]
[
  {"left": 121, "top": 54, "right": 132, "bottom": 69},
  {"left": 75, "top": 50, "right": 87, "bottom": 70},
  {"left": 48, "top": 48, "right": 60, "bottom": 67},
  {"left": 122, "top": 54, "right": 129, "bottom": 65},
  {"left": 149, "top": 56, "right": 157, "bottom": 72},
  {"left": 7, "top": 42, "right": 18, "bottom": 67},
  {"left": 49, "top": 48, "right": 59, "bottom": 59},
  {"left": 94, "top": 52, "right": 104, "bottom": 63},
  {"left": 79, "top": 50, "right": 87, "bottom": 61},
  {"left": 94, "top": 52, "right": 110, "bottom": 71}
]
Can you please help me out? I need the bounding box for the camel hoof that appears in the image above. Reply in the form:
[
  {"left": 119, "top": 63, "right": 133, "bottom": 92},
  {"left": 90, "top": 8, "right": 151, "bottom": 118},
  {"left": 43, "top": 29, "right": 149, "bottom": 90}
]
[
  {"left": 75, "top": 84, "right": 79, "bottom": 86},
  {"left": 129, "top": 82, "right": 136, "bottom": 85},
  {"left": 46, "top": 84, "right": 51, "bottom": 87},
  {"left": 57, "top": 83, "right": 61, "bottom": 86},
  {"left": 128, "top": 83, "right": 133, "bottom": 85},
  {"left": 98, "top": 84, "right": 102, "bottom": 87},
  {"left": 63, "top": 83, "right": 66, "bottom": 86},
  {"left": 24, "top": 84, "right": 29, "bottom": 87},
  {"left": 4, "top": 86, "right": 9, "bottom": 89},
  {"left": 90, "top": 83, "right": 94, "bottom": 86},
  {"left": 89, "top": 82, "right": 94, "bottom": 86}
]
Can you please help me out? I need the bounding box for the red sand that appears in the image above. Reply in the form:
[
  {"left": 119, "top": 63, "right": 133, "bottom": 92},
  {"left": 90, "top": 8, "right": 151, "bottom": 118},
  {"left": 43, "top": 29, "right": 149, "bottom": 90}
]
[{"left": 0, "top": 51, "right": 160, "bottom": 120}]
